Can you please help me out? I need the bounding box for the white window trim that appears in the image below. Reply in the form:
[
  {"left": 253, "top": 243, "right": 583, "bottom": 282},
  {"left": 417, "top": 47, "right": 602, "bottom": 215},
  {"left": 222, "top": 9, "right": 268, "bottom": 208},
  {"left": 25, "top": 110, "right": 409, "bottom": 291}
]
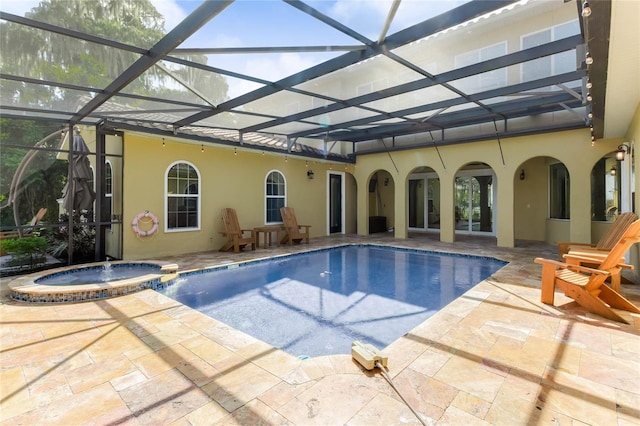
[
  {"left": 105, "top": 160, "right": 113, "bottom": 232},
  {"left": 454, "top": 41, "right": 507, "bottom": 93},
  {"left": 520, "top": 19, "right": 579, "bottom": 83},
  {"left": 326, "top": 171, "right": 345, "bottom": 234},
  {"left": 164, "top": 160, "right": 201, "bottom": 233},
  {"left": 265, "top": 169, "right": 286, "bottom": 225}
]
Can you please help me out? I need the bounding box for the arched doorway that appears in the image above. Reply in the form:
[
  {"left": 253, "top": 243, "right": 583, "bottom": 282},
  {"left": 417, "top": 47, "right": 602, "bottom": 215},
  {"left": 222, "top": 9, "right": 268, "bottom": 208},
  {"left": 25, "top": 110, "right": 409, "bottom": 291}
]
[
  {"left": 408, "top": 166, "right": 440, "bottom": 232},
  {"left": 455, "top": 163, "right": 495, "bottom": 235},
  {"left": 367, "top": 170, "right": 394, "bottom": 234}
]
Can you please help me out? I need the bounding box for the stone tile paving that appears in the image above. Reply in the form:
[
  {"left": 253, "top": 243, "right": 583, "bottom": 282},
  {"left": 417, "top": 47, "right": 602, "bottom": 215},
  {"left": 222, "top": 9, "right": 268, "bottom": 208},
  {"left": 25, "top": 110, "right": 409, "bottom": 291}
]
[{"left": 1, "top": 233, "right": 639, "bottom": 425}]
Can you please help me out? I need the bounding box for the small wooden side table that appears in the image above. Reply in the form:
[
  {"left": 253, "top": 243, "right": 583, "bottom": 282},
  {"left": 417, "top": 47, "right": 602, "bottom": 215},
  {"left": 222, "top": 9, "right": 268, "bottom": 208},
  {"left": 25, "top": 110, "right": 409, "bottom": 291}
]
[{"left": 253, "top": 225, "right": 284, "bottom": 249}]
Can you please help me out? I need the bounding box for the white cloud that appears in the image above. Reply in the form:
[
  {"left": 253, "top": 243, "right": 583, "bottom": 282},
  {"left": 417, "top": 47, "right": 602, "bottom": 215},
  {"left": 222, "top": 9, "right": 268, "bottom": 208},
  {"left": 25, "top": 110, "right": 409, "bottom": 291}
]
[
  {"left": 222, "top": 52, "right": 319, "bottom": 99},
  {"left": 326, "top": 0, "right": 467, "bottom": 39},
  {"left": 246, "top": 53, "right": 318, "bottom": 82},
  {"left": 329, "top": 0, "right": 392, "bottom": 23},
  {"left": 149, "top": 0, "right": 187, "bottom": 32}
]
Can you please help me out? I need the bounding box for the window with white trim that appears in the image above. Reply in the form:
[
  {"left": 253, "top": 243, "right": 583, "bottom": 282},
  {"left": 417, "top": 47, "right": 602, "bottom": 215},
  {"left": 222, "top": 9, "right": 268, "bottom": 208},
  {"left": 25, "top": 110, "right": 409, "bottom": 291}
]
[
  {"left": 521, "top": 20, "right": 579, "bottom": 85},
  {"left": 105, "top": 161, "right": 112, "bottom": 231},
  {"left": 455, "top": 42, "right": 507, "bottom": 93},
  {"left": 166, "top": 161, "right": 200, "bottom": 230},
  {"left": 265, "top": 170, "right": 285, "bottom": 224}
]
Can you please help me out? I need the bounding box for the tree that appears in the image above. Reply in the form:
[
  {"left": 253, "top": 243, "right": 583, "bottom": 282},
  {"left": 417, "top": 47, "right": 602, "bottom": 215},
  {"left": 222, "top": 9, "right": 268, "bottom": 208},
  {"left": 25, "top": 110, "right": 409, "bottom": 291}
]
[
  {"left": 0, "top": 119, "right": 64, "bottom": 228},
  {"left": 0, "top": 0, "right": 231, "bottom": 230},
  {"left": 0, "top": 0, "right": 230, "bottom": 112}
]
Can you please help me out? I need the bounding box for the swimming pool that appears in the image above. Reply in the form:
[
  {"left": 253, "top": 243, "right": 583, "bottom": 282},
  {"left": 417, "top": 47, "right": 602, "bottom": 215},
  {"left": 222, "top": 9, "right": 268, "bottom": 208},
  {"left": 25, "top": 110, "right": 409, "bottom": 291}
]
[{"left": 159, "top": 245, "right": 506, "bottom": 357}]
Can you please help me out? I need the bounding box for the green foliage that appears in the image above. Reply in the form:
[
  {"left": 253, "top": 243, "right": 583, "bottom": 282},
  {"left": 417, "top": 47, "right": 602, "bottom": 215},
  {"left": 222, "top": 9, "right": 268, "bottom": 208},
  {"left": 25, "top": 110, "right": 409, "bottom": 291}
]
[
  {"left": 46, "top": 211, "right": 96, "bottom": 264},
  {"left": 0, "top": 119, "right": 66, "bottom": 227},
  {"left": 0, "top": 0, "right": 230, "bottom": 110},
  {"left": 1, "top": 236, "right": 47, "bottom": 269}
]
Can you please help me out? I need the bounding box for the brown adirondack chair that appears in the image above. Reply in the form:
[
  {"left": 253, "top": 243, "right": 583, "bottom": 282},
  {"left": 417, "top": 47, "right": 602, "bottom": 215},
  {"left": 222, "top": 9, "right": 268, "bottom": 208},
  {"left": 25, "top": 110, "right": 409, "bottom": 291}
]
[
  {"left": 535, "top": 218, "right": 640, "bottom": 323},
  {"left": 556, "top": 211, "right": 638, "bottom": 258},
  {"left": 560, "top": 212, "right": 639, "bottom": 291},
  {"left": 279, "top": 207, "right": 311, "bottom": 245},
  {"left": 219, "top": 208, "right": 255, "bottom": 253}
]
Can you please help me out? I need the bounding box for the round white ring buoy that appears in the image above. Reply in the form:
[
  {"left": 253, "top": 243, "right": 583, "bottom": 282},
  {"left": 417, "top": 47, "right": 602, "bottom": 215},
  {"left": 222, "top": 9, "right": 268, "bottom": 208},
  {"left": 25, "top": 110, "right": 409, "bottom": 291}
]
[{"left": 132, "top": 211, "right": 159, "bottom": 237}]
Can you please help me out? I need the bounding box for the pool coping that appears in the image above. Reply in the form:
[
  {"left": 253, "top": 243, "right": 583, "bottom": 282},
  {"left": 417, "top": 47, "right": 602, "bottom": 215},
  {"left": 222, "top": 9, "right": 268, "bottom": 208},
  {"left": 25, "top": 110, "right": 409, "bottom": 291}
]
[
  {"left": 6, "top": 243, "right": 509, "bottom": 306},
  {"left": 175, "top": 242, "right": 509, "bottom": 278},
  {"left": 8, "top": 260, "right": 179, "bottom": 303}
]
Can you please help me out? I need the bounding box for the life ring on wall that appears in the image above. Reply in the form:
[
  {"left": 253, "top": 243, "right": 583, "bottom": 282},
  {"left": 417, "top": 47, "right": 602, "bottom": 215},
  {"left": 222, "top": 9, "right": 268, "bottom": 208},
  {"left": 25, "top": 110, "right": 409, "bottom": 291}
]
[{"left": 132, "top": 211, "right": 159, "bottom": 237}]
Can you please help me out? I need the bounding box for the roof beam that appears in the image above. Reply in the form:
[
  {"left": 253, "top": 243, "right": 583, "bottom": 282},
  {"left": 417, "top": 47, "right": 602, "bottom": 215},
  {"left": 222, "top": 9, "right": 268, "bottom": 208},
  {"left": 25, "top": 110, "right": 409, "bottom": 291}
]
[
  {"left": 69, "top": 0, "right": 233, "bottom": 124},
  {"left": 172, "top": 45, "right": 365, "bottom": 54},
  {"left": 285, "top": 0, "right": 373, "bottom": 45},
  {"left": 339, "top": 94, "right": 584, "bottom": 142},
  {"left": 297, "top": 70, "right": 586, "bottom": 141},
  {"left": 174, "top": 0, "right": 515, "bottom": 127},
  {"left": 242, "top": 35, "right": 582, "bottom": 134},
  {"left": 0, "top": 12, "right": 146, "bottom": 55}
]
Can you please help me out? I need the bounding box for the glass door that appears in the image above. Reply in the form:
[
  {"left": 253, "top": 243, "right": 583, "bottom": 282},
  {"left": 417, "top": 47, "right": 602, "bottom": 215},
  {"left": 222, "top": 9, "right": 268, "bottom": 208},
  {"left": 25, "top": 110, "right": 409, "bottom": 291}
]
[
  {"left": 329, "top": 173, "right": 342, "bottom": 233},
  {"left": 455, "top": 171, "right": 495, "bottom": 234},
  {"left": 408, "top": 175, "right": 440, "bottom": 231},
  {"left": 408, "top": 179, "right": 425, "bottom": 229}
]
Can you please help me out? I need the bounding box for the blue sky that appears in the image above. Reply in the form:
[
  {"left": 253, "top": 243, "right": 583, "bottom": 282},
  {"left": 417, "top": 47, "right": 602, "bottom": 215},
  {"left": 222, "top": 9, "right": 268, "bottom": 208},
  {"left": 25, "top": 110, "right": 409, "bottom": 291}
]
[{"left": 1, "top": 0, "right": 466, "bottom": 97}]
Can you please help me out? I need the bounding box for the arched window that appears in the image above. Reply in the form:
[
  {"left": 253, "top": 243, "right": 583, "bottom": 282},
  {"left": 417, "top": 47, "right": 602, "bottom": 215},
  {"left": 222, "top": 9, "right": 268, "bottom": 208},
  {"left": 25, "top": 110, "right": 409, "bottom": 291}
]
[
  {"left": 166, "top": 161, "right": 200, "bottom": 231},
  {"left": 265, "top": 170, "right": 286, "bottom": 224}
]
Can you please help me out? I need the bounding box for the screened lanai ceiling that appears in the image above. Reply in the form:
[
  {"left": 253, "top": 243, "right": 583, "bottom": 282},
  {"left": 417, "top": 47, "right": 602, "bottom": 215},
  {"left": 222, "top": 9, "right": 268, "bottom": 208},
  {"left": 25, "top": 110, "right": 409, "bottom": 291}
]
[{"left": 0, "top": 0, "right": 606, "bottom": 160}]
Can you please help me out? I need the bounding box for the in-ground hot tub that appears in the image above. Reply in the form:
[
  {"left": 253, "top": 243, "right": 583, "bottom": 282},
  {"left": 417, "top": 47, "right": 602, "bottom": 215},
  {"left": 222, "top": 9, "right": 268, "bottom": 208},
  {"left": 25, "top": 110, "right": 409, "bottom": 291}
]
[{"left": 8, "top": 261, "right": 179, "bottom": 303}]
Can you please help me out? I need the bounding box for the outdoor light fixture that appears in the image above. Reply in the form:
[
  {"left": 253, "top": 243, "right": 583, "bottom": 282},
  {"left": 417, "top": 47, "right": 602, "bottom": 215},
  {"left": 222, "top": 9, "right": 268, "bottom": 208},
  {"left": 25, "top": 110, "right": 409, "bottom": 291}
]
[
  {"left": 582, "top": 0, "right": 592, "bottom": 17},
  {"left": 307, "top": 170, "right": 315, "bottom": 179},
  {"left": 615, "top": 143, "right": 631, "bottom": 161},
  {"left": 610, "top": 166, "right": 616, "bottom": 176},
  {"left": 585, "top": 52, "right": 593, "bottom": 65},
  {"left": 586, "top": 78, "right": 593, "bottom": 89},
  {"left": 586, "top": 92, "right": 593, "bottom": 102}
]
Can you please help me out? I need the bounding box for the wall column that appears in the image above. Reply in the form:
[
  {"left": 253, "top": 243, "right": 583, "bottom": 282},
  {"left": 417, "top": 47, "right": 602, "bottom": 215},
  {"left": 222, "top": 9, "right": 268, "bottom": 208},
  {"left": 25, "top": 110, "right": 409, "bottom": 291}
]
[
  {"left": 496, "top": 170, "right": 515, "bottom": 248},
  {"left": 569, "top": 166, "right": 592, "bottom": 243},
  {"left": 394, "top": 178, "right": 407, "bottom": 239},
  {"left": 440, "top": 174, "right": 455, "bottom": 243},
  {"left": 356, "top": 174, "right": 370, "bottom": 236}
]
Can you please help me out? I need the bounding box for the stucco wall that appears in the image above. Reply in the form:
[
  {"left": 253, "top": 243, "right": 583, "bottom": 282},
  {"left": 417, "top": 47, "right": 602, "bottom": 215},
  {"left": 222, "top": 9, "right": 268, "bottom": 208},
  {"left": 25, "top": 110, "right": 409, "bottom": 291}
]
[
  {"left": 121, "top": 133, "right": 355, "bottom": 260},
  {"left": 624, "top": 102, "right": 640, "bottom": 274},
  {"left": 353, "top": 128, "right": 624, "bottom": 247}
]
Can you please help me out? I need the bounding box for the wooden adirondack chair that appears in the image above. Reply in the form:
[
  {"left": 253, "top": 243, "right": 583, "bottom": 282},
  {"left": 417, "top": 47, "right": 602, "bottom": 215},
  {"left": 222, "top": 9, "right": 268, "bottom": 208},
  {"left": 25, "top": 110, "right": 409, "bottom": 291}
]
[
  {"left": 280, "top": 207, "right": 311, "bottom": 245},
  {"left": 535, "top": 218, "right": 640, "bottom": 323},
  {"left": 219, "top": 208, "right": 255, "bottom": 253},
  {"left": 556, "top": 211, "right": 638, "bottom": 258},
  {"left": 560, "top": 212, "right": 639, "bottom": 291}
]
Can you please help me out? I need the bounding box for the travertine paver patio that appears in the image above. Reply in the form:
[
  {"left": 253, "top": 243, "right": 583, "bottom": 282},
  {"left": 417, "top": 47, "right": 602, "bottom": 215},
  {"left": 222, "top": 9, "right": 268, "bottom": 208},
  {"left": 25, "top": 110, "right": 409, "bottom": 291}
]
[{"left": 1, "top": 234, "right": 639, "bottom": 425}]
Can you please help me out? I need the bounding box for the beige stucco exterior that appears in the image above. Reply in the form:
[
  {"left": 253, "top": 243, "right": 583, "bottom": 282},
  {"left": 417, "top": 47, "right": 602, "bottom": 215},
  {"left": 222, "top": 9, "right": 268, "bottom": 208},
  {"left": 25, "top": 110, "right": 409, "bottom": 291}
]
[
  {"left": 63, "top": 0, "right": 639, "bottom": 265},
  {"left": 353, "top": 127, "right": 631, "bottom": 245},
  {"left": 120, "top": 133, "right": 358, "bottom": 259},
  {"left": 98, "top": 110, "right": 638, "bottom": 262}
]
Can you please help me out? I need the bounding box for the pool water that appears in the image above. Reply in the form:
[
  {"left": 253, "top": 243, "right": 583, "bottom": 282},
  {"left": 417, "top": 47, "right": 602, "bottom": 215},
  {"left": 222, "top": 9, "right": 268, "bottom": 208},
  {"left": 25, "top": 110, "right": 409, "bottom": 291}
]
[
  {"left": 35, "top": 263, "right": 162, "bottom": 285},
  {"left": 159, "top": 245, "right": 506, "bottom": 357}
]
